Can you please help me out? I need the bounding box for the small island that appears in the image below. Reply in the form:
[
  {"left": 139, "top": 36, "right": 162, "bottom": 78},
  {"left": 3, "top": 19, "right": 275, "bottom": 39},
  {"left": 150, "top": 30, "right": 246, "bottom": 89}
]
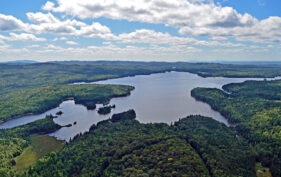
[
  {"left": 56, "top": 111, "right": 63, "bottom": 116},
  {"left": 97, "top": 105, "right": 116, "bottom": 115},
  {"left": 63, "top": 123, "right": 72, "bottom": 127}
]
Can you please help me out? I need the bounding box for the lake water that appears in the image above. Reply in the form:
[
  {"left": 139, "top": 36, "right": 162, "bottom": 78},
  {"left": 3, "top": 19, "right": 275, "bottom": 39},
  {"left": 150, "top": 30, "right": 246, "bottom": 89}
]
[{"left": 1, "top": 72, "right": 278, "bottom": 141}]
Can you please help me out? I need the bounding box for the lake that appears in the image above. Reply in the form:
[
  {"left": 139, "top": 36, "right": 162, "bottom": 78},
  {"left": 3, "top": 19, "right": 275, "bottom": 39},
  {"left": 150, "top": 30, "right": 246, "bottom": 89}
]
[{"left": 0, "top": 72, "right": 276, "bottom": 141}]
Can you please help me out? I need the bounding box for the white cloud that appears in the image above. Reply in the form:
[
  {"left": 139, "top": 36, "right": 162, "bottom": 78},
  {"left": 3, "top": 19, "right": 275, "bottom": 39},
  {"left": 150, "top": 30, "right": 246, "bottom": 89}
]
[
  {"left": 75, "top": 22, "right": 113, "bottom": 38},
  {"left": 0, "top": 14, "right": 27, "bottom": 31},
  {"left": 0, "top": 41, "right": 279, "bottom": 62},
  {"left": 66, "top": 41, "right": 78, "bottom": 45},
  {"left": 0, "top": 43, "right": 9, "bottom": 47},
  {"left": 46, "top": 44, "right": 59, "bottom": 49},
  {"left": 0, "top": 41, "right": 202, "bottom": 61},
  {"left": 41, "top": 0, "right": 281, "bottom": 43},
  {"left": 25, "top": 12, "right": 113, "bottom": 38},
  {"left": 0, "top": 44, "right": 10, "bottom": 54},
  {"left": 0, "top": 33, "right": 46, "bottom": 42},
  {"left": 28, "top": 20, "right": 78, "bottom": 35},
  {"left": 249, "top": 45, "right": 261, "bottom": 49},
  {"left": 0, "top": 12, "right": 112, "bottom": 38},
  {"left": 60, "top": 37, "right": 67, "bottom": 40},
  {"left": 213, "top": 48, "right": 244, "bottom": 53},
  {"left": 115, "top": 29, "right": 243, "bottom": 47},
  {"left": 0, "top": 0, "right": 280, "bottom": 61},
  {"left": 0, "top": 35, "right": 7, "bottom": 44},
  {"left": 27, "top": 12, "right": 59, "bottom": 24},
  {"left": 211, "top": 36, "right": 227, "bottom": 41},
  {"left": 53, "top": 36, "right": 67, "bottom": 41},
  {"left": 179, "top": 16, "right": 281, "bottom": 43},
  {"left": 43, "top": 0, "right": 256, "bottom": 28},
  {"left": 8, "top": 33, "right": 46, "bottom": 41},
  {"left": 0, "top": 44, "right": 30, "bottom": 54},
  {"left": 27, "top": 44, "right": 40, "bottom": 48},
  {"left": 42, "top": 1, "right": 56, "bottom": 11}
]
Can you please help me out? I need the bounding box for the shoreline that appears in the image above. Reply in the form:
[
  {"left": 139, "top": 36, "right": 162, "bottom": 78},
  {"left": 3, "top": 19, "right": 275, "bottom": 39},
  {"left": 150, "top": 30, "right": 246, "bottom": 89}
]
[
  {"left": 1, "top": 70, "right": 280, "bottom": 128},
  {"left": 0, "top": 89, "right": 134, "bottom": 128}
]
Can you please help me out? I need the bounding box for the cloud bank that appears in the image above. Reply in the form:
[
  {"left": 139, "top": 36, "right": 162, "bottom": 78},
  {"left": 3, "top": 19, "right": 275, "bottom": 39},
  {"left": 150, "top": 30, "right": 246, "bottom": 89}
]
[{"left": 0, "top": 0, "right": 280, "bottom": 61}]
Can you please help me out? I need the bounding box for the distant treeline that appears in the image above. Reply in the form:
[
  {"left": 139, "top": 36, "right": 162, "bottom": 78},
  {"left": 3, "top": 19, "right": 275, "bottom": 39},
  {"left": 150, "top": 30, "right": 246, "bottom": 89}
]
[{"left": 1, "top": 62, "right": 281, "bottom": 95}]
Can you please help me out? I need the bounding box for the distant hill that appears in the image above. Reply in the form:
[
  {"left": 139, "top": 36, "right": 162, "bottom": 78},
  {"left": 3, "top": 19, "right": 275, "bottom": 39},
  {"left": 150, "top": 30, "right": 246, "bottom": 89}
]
[
  {"left": 2, "top": 60, "right": 38, "bottom": 64},
  {"left": 2, "top": 60, "right": 280, "bottom": 67},
  {"left": 213, "top": 60, "right": 281, "bottom": 67},
  {"left": 48, "top": 60, "right": 173, "bottom": 66},
  {"left": 49, "top": 60, "right": 281, "bottom": 67}
]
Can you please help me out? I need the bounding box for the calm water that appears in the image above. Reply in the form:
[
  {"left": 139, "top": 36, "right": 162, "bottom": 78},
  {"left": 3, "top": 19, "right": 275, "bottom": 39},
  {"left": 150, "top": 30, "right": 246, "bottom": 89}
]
[{"left": 1, "top": 72, "right": 278, "bottom": 141}]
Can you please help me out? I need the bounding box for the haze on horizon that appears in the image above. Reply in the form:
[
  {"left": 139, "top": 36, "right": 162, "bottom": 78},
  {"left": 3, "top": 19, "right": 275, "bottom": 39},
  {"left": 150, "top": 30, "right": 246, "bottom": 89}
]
[{"left": 0, "top": 0, "right": 281, "bottom": 62}]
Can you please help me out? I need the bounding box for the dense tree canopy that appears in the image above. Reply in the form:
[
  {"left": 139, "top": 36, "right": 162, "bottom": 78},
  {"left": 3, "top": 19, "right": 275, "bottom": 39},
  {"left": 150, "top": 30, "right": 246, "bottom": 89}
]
[
  {"left": 24, "top": 111, "right": 258, "bottom": 177},
  {"left": 174, "top": 116, "right": 256, "bottom": 177},
  {"left": 0, "top": 62, "right": 280, "bottom": 176},
  {"left": 191, "top": 79, "right": 281, "bottom": 176}
]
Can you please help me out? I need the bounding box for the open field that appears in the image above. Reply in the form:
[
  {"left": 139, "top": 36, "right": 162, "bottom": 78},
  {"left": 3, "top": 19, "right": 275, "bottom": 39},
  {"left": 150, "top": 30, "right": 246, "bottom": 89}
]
[{"left": 14, "top": 134, "right": 64, "bottom": 172}]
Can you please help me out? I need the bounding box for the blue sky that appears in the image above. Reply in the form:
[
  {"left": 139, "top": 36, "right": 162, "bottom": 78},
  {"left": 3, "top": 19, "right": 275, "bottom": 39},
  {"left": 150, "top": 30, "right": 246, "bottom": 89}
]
[
  {"left": 0, "top": 0, "right": 280, "bottom": 62},
  {"left": 216, "top": 0, "right": 281, "bottom": 19}
]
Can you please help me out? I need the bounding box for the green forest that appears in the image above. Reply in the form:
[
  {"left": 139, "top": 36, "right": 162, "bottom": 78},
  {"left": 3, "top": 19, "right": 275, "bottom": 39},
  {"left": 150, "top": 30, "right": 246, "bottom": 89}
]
[
  {"left": 24, "top": 110, "right": 256, "bottom": 177},
  {"left": 0, "top": 84, "right": 133, "bottom": 123},
  {"left": 0, "top": 62, "right": 280, "bottom": 176},
  {"left": 2, "top": 61, "right": 279, "bottom": 123},
  {"left": 191, "top": 79, "right": 281, "bottom": 177},
  {"left": 1, "top": 62, "right": 281, "bottom": 95}
]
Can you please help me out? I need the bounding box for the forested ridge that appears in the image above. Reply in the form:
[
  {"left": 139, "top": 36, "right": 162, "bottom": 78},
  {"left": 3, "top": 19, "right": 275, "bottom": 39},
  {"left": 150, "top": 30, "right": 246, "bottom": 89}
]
[
  {"left": 25, "top": 110, "right": 257, "bottom": 177},
  {"left": 191, "top": 79, "right": 281, "bottom": 176}
]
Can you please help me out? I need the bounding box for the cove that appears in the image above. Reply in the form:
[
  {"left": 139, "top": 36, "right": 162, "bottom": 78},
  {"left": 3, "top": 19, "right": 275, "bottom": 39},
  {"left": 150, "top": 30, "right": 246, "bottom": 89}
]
[{"left": 1, "top": 72, "right": 278, "bottom": 141}]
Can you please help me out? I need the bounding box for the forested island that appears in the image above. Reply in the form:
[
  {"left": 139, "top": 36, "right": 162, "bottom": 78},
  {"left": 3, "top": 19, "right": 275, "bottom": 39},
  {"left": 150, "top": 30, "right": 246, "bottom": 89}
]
[
  {"left": 0, "top": 61, "right": 280, "bottom": 176},
  {"left": 98, "top": 105, "right": 116, "bottom": 115}
]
